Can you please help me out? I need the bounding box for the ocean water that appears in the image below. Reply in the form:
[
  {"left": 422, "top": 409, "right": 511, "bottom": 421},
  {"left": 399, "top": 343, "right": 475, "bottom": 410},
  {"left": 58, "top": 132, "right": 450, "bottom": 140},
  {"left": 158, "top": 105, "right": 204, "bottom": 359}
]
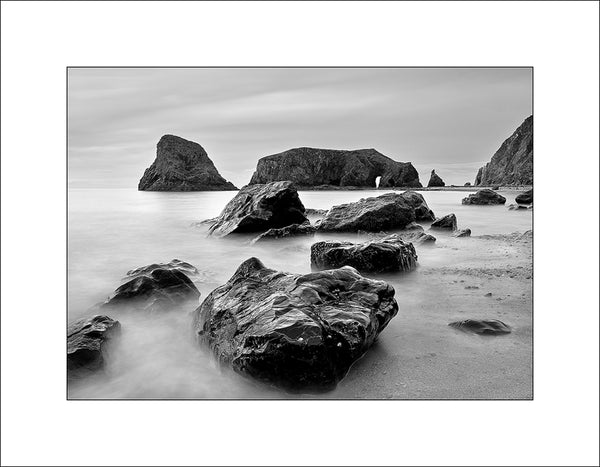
[{"left": 68, "top": 188, "right": 532, "bottom": 399}]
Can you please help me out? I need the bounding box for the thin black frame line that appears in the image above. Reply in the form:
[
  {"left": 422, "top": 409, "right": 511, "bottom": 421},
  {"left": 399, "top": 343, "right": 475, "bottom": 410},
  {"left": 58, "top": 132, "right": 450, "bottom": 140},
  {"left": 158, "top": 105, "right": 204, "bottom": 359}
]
[{"left": 66, "top": 66, "right": 533, "bottom": 401}]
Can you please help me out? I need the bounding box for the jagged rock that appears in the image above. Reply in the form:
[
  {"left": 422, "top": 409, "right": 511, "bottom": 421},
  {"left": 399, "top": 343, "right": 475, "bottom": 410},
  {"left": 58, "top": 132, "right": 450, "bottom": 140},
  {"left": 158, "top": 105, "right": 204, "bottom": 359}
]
[
  {"left": 453, "top": 228, "right": 471, "bottom": 237},
  {"left": 449, "top": 319, "right": 511, "bottom": 335},
  {"left": 318, "top": 192, "right": 434, "bottom": 232},
  {"left": 475, "top": 116, "right": 533, "bottom": 186},
  {"left": 462, "top": 189, "right": 506, "bottom": 205},
  {"left": 251, "top": 221, "right": 316, "bottom": 243},
  {"left": 305, "top": 208, "right": 328, "bottom": 216},
  {"left": 103, "top": 267, "right": 200, "bottom": 312},
  {"left": 431, "top": 213, "right": 457, "bottom": 230},
  {"left": 427, "top": 169, "right": 445, "bottom": 187},
  {"left": 311, "top": 236, "right": 417, "bottom": 273},
  {"left": 515, "top": 189, "right": 533, "bottom": 205},
  {"left": 126, "top": 259, "right": 198, "bottom": 278},
  {"left": 193, "top": 258, "right": 398, "bottom": 392},
  {"left": 249, "top": 147, "right": 422, "bottom": 188},
  {"left": 67, "top": 315, "right": 121, "bottom": 377},
  {"left": 208, "top": 181, "right": 308, "bottom": 237},
  {"left": 138, "top": 135, "right": 237, "bottom": 191}
]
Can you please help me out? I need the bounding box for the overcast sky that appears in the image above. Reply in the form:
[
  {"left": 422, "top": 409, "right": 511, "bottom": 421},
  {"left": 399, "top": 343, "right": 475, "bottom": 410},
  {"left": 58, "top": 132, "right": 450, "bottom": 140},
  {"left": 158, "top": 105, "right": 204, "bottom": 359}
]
[{"left": 68, "top": 68, "right": 532, "bottom": 188}]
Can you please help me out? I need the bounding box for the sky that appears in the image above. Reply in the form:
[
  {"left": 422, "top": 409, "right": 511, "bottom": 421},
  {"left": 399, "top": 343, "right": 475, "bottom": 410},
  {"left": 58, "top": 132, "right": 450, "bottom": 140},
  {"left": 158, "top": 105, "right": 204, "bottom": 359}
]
[{"left": 68, "top": 68, "right": 532, "bottom": 188}]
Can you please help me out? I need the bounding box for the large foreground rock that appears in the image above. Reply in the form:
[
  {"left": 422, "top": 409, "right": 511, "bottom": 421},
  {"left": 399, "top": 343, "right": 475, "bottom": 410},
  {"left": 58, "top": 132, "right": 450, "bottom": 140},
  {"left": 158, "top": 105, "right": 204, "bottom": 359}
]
[
  {"left": 475, "top": 115, "right": 533, "bottom": 186},
  {"left": 311, "top": 237, "right": 417, "bottom": 273},
  {"left": 462, "top": 189, "right": 507, "bottom": 205},
  {"left": 515, "top": 189, "right": 533, "bottom": 205},
  {"left": 249, "top": 147, "right": 422, "bottom": 188},
  {"left": 208, "top": 181, "right": 308, "bottom": 237},
  {"left": 193, "top": 258, "right": 398, "bottom": 392},
  {"left": 68, "top": 315, "right": 121, "bottom": 377},
  {"left": 104, "top": 267, "right": 200, "bottom": 312},
  {"left": 427, "top": 169, "right": 445, "bottom": 187},
  {"left": 138, "top": 135, "right": 237, "bottom": 191},
  {"left": 126, "top": 259, "right": 198, "bottom": 278},
  {"left": 318, "top": 191, "right": 434, "bottom": 232},
  {"left": 449, "top": 319, "right": 511, "bottom": 335}
]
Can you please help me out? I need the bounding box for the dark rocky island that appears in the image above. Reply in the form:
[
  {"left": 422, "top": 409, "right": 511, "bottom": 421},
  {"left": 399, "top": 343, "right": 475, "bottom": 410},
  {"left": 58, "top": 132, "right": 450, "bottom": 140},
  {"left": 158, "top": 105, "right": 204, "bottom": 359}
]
[
  {"left": 462, "top": 189, "right": 507, "bottom": 205},
  {"left": 475, "top": 115, "right": 533, "bottom": 186},
  {"left": 427, "top": 169, "right": 445, "bottom": 187},
  {"left": 208, "top": 181, "right": 308, "bottom": 237},
  {"left": 249, "top": 147, "right": 422, "bottom": 188},
  {"left": 193, "top": 257, "right": 398, "bottom": 392},
  {"left": 138, "top": 135, "right": 237, "bottom": 191}
]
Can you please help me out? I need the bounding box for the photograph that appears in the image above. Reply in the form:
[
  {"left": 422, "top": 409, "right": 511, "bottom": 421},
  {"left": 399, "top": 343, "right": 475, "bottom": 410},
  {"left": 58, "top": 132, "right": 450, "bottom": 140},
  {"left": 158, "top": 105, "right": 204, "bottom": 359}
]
[{"left": 67, "top": 67, "right": 533, "bottom": 400}]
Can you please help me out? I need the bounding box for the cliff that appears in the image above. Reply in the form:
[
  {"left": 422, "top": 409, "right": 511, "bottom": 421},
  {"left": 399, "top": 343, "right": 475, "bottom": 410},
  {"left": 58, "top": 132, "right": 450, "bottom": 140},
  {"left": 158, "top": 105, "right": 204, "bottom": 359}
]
[
  {"left": 248, "top": 147, "right": 422, "bottom": 188},
  {"left": 427, "top": 169, "right": 445, "bottom": 187},
  {"left": 138, "top": 135, "right": 237, "bottom": 191},
  {"left": 475, "top": 116, "right": 533, "bottom": 186}
]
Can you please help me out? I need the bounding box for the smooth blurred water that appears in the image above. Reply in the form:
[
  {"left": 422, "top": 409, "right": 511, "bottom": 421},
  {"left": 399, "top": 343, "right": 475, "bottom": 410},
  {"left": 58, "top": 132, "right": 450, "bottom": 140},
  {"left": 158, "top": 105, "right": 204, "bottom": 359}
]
[{"left": 68, "top": 188, "right": 532, "bottom": 399}]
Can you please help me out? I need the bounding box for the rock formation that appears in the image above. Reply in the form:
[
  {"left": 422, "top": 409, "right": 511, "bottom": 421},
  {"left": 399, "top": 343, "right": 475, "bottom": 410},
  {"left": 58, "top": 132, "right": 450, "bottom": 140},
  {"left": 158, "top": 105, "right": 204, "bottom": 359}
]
[
  {"left": 67, "top": 315, "right": 121, "bottom": 378},
  {"left": 475, "top": 115, "right": 533, "bottom": 186},
  {"left": 452, "top": 228, "right": 471, "bottom": 237},
  {"left": 448, "top": 319, "right": 511, "bottom": 335},
  {"left": 251, "top": 221, "right": 316, "bottom": 243},
  {"left": 311, "top": 237, "right": 418, "bottom": 273},
  {"left": 208, "top": 181, "right": 308, "bottom": 237},
  {"left": 103, "top": 266, "right": 200, "bottom": 312},
  {"left": 427, "top": 170, "right": 445, "bottom": 187},
  {"left": 515, "top": 189, "right": 533, "bottom": 205},
  {"left": 138, "top": 135, "right": 237, "bottom": 191},
  {"left": 193, "top": 257, "right": 398, "bottom": 392},
  {"left": 249, "top": 147, "right": 422, "bottom": 188},
  {"left": 462, "top": 189, "right": 507, "bottom": 205},
  {"left": 431, "top": 213, "right": 457, "bottom": 230},
  {"left": 318, "top": 191, "right": 434, "bottom": 232},
  {"left": 125, "top": 259, "right": 198, "bottom": 278}
]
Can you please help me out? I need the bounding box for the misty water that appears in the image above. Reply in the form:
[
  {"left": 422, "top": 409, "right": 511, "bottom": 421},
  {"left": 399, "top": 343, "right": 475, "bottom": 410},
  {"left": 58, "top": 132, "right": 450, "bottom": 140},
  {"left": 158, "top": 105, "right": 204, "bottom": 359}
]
[{"left": 68, "top": 188, "right": 532, "bottom": 399}]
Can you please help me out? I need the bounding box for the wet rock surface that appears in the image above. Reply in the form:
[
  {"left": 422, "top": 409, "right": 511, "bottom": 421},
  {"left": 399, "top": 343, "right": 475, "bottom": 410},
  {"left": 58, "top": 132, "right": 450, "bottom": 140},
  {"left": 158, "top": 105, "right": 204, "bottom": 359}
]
[
  {"left": 317, "top": 191, "right": 434, "bottom": 232},
  {"left": 208, "top": 181, "right": 308, "bottom": 237},
  {"left": 449, "top": 319, "right": 511, "bottom": 335},
  {"left": 515, "top": 189, "right": 533, "bottom": 205},
  {"left": 193, "top": 257, "right": 399, "bottom": 392},
  {"left": 427, "top": 169, "right": 445, "bottom": 187},
  {"left": 431, "top": 213, "right": 457, "bottom": 230},
  {"left": 67, "top": 315, "right": 121, "bottom": 377},
  {"left": 138, "top": 135, "right": 237, "bottom": 191},
  {"left": 475, "top": 115, "right": 533, "bottom": 186},
  {"left": 462, "top": 189, "right": 507, "bottom": 205},
  {"left": 104, "top": 267, "right": 200, "bottom": 312},
  {"left": 311, "top": 236, "right": 418, "bottom": 273},
  {"left": 251, "top": 221, "right": 316, "bottom": 243},
  {"left": 126, "top": 259, "right": 198, "bottom": 278},
  {"left": 249, "top": 147, "right": 422, "bottom": 188},
  {"left": 452, "top": 228, "right": 471, "bottom": 237}
]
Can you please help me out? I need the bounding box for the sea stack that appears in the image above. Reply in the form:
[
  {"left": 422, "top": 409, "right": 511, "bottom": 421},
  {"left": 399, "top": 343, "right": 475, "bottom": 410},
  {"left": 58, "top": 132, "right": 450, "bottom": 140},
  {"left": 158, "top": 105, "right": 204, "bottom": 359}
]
[
  {"left": 427, "top": 169, "right": 445, "bottom": 187},
  {"left": 249, "top": 147, "right": 422, "bottom": 188},
  {"left": 138, "top": 135, "right": 237, "bottom": 191},
  {"left": 475, "top": 115, "right": 533, "bottom": 186}
]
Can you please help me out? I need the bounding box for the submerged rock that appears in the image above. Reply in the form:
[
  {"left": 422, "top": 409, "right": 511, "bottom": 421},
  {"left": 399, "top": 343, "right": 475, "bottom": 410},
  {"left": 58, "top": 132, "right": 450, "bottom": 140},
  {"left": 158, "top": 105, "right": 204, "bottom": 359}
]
[
  {"left": 67, "top": 315, "right": 121, "bottom": 378},
  {"left": 515, "top": 189, "right": 533, "bottom": 205},
  {"left": 427, "top": 169, "right": 445, "bottom": 187},
  {"left": 138, "top": 135, "right": 237, "bottom": 191},
  {"left": 452, "top": 228, "right": 471, "bottom": 237},
  {"left": 475, "top": 115, "right": 533, "bottom": 186},
  {"left": 448, "top": 319, "right": 511, "bottom": 335},
  {"left": 318, "top": 191, "right": 434, "bottom": 232},
  {"left": 431, "top": 213, "right": 457, "bottom": 230},
  {"left": 462, "top": 189, "right": 507, "bottom": 205},
  {"left": 193, "top": 258, "right": 398, "bottom": 392},
  {"left": 208, "top": 181, "right": 308, "bottom": 237},
  {"left": 508, "top": 203, "right": 529, "bottom": 211},
  {"left": 104, "top": 267, "right": 200, "bottom": 312},
  {"left": 249, "top": 147, "right": 422, "bottom": 188},
  {"left": 126, "top": 259, "right": 198, "bottom": 278},
  {"left": 251, "top": 221, "right": 316, "bottom": 243},
  {"left": 311, "top": 236, "right": 418, "bottom": 273}
]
